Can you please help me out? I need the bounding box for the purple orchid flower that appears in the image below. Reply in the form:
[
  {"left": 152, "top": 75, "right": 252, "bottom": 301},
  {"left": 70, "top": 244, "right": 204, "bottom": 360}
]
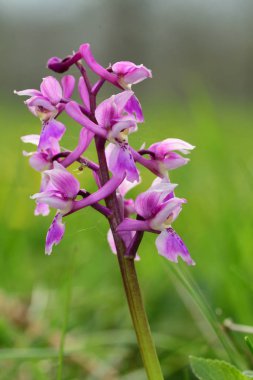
[
  {"left": 117, "top": 178, "right": 195, "bottom": 265},
  {"left": 147, "top": 138, "right": 195, "bottom": 174},
  {"left": 14, "top": 75, "right": 75, "bottom": 121},
  {"left": 31, "top": 161, "right": 80, "bottom": 214},
  {"left": 30, "top": 161, "right": 80, "bottom": 253},
  {"left": 111, "top": 61, "right": 152, "bottom": 89},
  {"left": 21, "top": 125, "right": 66, "bottom": 216},
  {"left": 21, "top": 118, "right": 66, "bottom": 172},
  {"left": 79, "top": 43, "right": 151, "bottom": 90},
  {"left": 66, "top": 90, "right": 143, "bottom": 182}
]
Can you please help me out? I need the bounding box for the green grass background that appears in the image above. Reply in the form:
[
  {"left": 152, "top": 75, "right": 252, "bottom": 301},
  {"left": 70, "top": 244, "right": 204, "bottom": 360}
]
[{"left": 0, "top": 90, "right": 253, "bottom": 379}]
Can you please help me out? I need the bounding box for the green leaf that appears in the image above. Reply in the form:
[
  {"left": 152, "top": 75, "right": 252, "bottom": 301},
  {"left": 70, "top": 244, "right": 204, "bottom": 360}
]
[{"left": 190, "top": 356, "right": 250, "bottom": 380}]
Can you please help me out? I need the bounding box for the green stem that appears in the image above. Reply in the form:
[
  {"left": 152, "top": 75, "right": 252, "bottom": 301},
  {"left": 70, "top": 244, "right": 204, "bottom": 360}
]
[{"left": 95, "top": 137, "right": 164, "bottom": 379}]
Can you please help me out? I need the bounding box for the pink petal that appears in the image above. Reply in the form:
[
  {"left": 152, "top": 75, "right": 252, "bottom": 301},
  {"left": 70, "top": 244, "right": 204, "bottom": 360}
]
[
  {"left": 45, "top": 213, "right": 65, "bottom": 255},
  {"left": 40, "top": 76, "right": 62, "bottom": 105},
  {"left": 95, "top": 97, "right": 116, "bottom": 128},
  {"left": 123, "top": 65, "right": 152, "bottom": 85},
  {"left": 38, "top": 119, "right": 66, "bottom": 151},
  {"left": 155, "top": 228, "right": 195, "bottom": 265},
  {"left": 61, "top": 75, "right": 75, "bottom": 99},
  {"left": 110, "top": 120, "right": 136, "bottom": 140},
  {"left": 21, "top": 134, "right": 40, "bottom": 146},
  {"left": 44, "top": 161, "right": 80, "bottom": 198},
  {"left": 149, "top": 138, "right": 195, "bottom": 156},
  {"left": 134, "top": 179, "right": 176, "bottom": 219},
  {"left": 112, "top": 61, "right": 138, "bottom": 75},
  {"left": 150, "top": 198, "right": 186, "bottom": 230},
  {"left": 162, "top": 153, "right": 190, "bottom": 170},
  {"left": 26, "top": 96, "right": 56, "bottom": 111},
  {"left": 34, "top": 202, "right": 50, "bottom": 216},
  {"left": 29, "top": 152, "right": 51, "bottom": 172},
  {"left": 31, "top": 190, "right": 73, "bottom": 211},
  {"left": 124, "top": 95, "right": 144, "bottom": 122},
  {"left": 14, "top": 89, "right": 42, "bottom": 97},
  {"left": 106, "top": 143, "right": 139, "bottom": 182}
]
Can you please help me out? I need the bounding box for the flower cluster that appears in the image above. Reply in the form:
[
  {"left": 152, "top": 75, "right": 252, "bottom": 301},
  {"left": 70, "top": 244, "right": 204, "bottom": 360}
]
[{"left": 16, "top": 43, "right": 195, "bottom": 265}]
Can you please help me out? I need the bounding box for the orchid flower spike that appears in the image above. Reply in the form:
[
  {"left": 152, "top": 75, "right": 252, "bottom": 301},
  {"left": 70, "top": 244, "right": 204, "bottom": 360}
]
[{"left": 16, "top": 41, "right": 195, "bottom": 264}]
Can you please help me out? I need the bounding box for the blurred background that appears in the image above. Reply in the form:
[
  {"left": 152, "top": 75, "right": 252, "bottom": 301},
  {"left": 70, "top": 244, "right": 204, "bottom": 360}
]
[{"left": 1, "top": 0, "right": 253, "bottom": 379}]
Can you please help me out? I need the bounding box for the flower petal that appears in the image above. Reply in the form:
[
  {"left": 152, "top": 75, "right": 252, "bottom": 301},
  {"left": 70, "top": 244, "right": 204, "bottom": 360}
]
[
  {"left": 124, "top": 65, "right": 152, "bottom": 85},
  {"left": 61, "top": 75, "right": 75, "bottom": 99},
  {"left": 34, "top": 202, "right": 50, "bottom": 216},
  {"left": 38, "top": 119, "right": 66, "bottom": 151},
  {"left": 21, "top": 134, "right": 40, "bottom": 146},
  {"left": 134, "top": 179, "right": 177, "bottom": 219},
  {"left": 109, "top": 120, "right": 136, "bottom": 140},
  {"left": 95, "top": 97, "right": 116, "bottom": 128},
  {"left": 14, "top": 89, "right": 42, "bottom": 97},
  {"left": 106, "top": 143, "right": 139, "bottom": 182},
  {"left": 44, "top": 161, "right": 80, "bottom": 198},
  {"left": 155, "top": 228, "right": 195, "bottom": 265},
  {"left": 29, "top": 152, "right": 51, "bottom": 172},
  {"left": 31, "top": 190, "right": 73, "bottom": 211},
  {"left": 162, "top": 152, "right": 190, "bottom": 170},
  {"left": 40, "top": 76, "right": 62, "bottom": 105},
  {"left": 149, "top": 138, "right": 195, "bottom": 157},
  {"left": 125, "top": 95, "right": 144, "bottom": 122},
  {"left": 45, "top": 213, "right": 65, "bottom": 255},
  {"left": 150, "top": 197, "right": 186, "bottom": 230},
  {"left": 111, "top": 61, "right": 152, "bottom": 86}
]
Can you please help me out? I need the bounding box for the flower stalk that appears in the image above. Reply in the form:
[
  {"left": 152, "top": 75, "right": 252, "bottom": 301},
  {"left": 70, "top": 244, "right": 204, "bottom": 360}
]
[{"left": 95, "top": 137, "right": 164, "bottom": 379}]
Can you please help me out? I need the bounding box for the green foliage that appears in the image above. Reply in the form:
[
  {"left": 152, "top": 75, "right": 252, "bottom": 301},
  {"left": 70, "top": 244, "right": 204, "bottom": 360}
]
[{"left": 190, "top": 356, "right": 251, "bottom": 380}]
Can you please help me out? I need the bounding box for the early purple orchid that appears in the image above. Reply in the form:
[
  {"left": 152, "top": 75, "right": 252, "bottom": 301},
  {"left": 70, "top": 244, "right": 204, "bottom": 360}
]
[
  {"left": 17, "top": 42, "right": 196, "bottom": 377},
  {"left": 17, "top": 42, "right": 194, "bottom": 263},
  {"left": 15, "top": 75, "right": 75, "bottom": 121},
  {"left": 117, "top": 178, "right": 195, "bottom": 265},
  {"left": 111, "top": 61, "right": 152, "bottom": 89},
  {"left": 79, "top": 43, "right": 152, "bottom": 90}
]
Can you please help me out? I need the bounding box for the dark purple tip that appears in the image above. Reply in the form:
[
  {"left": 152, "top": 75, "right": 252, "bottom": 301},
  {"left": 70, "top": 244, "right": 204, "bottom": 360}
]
[{"left": 47, "top": 52, "right": 82, "bottom": 73}]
